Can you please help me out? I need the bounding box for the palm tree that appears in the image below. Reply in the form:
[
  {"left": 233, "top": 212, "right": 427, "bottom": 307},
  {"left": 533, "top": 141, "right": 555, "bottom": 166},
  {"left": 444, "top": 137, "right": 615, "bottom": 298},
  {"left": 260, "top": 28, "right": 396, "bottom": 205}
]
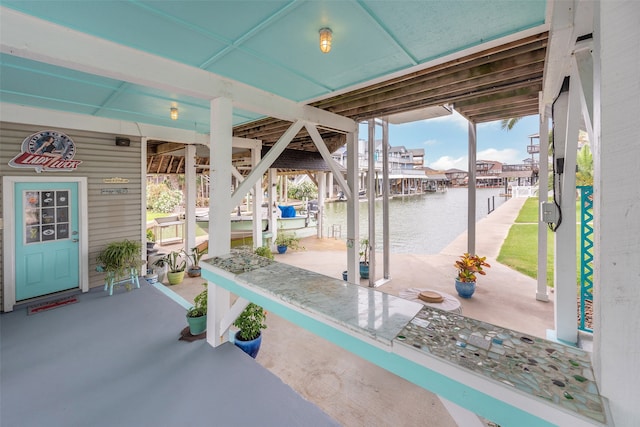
[
  {"left": 576, "top": 144, "right": 594, "bottom": 186},
  {"left": 500, "top": 117, "right": 522, "bottom": 130}
]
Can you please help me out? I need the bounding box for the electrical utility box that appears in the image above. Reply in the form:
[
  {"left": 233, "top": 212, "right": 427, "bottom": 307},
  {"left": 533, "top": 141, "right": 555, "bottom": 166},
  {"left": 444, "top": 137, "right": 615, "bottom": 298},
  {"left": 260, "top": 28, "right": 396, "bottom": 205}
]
[{"left": 541, "top": 202, "right": 559, "bottom": 223}]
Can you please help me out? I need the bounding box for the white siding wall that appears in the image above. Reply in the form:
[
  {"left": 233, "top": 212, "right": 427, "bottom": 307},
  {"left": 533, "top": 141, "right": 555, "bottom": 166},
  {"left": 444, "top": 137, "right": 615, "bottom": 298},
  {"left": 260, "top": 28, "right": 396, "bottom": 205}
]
[
  {"left": 0, "top": 122, "right": 143, "bottom": 309},
  {"left": 593, "top": 2, "right": 640, "bottom": 426}
]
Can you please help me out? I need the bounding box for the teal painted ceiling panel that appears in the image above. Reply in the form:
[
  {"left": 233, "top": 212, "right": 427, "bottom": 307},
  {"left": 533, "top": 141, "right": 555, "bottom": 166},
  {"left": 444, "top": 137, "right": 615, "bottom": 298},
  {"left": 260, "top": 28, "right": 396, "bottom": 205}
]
[{"left": 0, "top": 0, "right": 547, "bottom": 133}]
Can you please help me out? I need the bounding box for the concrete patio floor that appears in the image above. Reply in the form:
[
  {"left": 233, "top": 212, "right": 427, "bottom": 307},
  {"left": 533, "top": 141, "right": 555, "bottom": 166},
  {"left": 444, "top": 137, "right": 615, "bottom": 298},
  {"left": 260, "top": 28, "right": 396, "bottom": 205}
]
[
  {"left": 167, "top": 196, "right": 556, "bottom": 426},
  {"left": 0, "top": 282, "right": 339, "bottom": 427}
]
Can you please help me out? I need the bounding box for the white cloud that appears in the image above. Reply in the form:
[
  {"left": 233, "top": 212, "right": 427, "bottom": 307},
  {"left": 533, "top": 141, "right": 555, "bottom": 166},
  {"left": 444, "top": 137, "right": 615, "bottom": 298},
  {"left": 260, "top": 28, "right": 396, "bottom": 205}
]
[
  {"left": 427, "top": 147, "right": 522, "bottom": 170},
  {"left": 422, "top": 139, "right": 438, "bottom": 146},
  {"left": 428, "top": 155, "right": 467, "bottom": 170},
  {"left": 477, "top": 148, "right": 521, "bottom": 164}
]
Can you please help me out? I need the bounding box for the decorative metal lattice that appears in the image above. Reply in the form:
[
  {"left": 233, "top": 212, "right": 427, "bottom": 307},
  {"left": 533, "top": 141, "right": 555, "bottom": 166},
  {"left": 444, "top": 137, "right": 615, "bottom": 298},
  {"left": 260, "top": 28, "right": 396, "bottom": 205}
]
[{"left": 578, "top": 186, "right": 594, "bottom": 333}]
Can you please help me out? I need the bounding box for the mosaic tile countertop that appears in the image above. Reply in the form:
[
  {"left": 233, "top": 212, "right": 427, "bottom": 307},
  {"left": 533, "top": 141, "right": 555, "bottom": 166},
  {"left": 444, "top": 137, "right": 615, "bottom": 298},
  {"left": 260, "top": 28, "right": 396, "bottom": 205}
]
[
  {"left": 204, "top": 251, "right": 606, "bottom": 425},
  {"left": 204, "top": 250, "right": 422, "bottom": 345},
  {"left": 396, "top": 306, "right": 606, "bottom": 424}
]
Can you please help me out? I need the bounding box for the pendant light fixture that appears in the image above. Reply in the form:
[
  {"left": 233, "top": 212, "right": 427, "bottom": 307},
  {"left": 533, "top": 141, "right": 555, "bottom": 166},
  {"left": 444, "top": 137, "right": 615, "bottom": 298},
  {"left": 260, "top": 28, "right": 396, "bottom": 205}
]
[
  {"left": 319, "top": 28, "right": 332, "bottom": 54},
  {"left": 170, "top": 107, "right": 179, "bottom": 120}
]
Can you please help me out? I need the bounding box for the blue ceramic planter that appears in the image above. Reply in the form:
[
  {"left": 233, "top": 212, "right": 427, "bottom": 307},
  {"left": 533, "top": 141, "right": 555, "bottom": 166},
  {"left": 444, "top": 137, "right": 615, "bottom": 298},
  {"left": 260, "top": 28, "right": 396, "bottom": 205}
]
[
  {"left": 234, "top": 332, "right": 263, "bottom": 358},
  {"left": 359, "top": 262, "right": 369, "bottom": 279},
  {"left": 455, "top": 279, "right": 476, "bottom": 298},
  {"left": 277, "top": 245, "right": 287, "bottom": 254}
]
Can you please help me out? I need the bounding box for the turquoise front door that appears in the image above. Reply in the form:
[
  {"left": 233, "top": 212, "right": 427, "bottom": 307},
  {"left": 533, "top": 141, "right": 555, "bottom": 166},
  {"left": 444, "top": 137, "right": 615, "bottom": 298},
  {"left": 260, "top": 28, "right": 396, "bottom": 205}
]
[{"left": 15, "top": 182, "right": 80, "bottom": 301}]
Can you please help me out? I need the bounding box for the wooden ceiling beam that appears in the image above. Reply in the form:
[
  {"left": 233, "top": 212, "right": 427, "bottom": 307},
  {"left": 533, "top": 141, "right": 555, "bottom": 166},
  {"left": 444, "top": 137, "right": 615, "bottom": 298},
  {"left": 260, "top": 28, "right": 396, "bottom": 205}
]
[
  {"left": 454, "top": 91, "right": 539, "bottom": 110},
  {"left": 233, "top": 33, "right": 547, "bottom": 152},
  {"left": 470, "top": 105, "right": 540, "bottom": 123},
  {"left": 237, "top": 62, "right": 542, "bottom": 141},
  {"left": 311, "top": 33, "right": 548, "bottom": 111},
  {"left": 331, "top": 54, "right": 545, "bottom": 116},
  {"left": 340, "top": 75, "right": 543, "bottom": 120},
  {"left": 155, "top": 156, "right": 165, "bottom": 174},
  {"left": 146, "top": 156, "right": 155, "bottom": 174},
  {"left": 148, "top": 142, "right": 185, "bottom": 155},
  {"left": 233, "top": 36, "right": 547, "bottom": 135}
]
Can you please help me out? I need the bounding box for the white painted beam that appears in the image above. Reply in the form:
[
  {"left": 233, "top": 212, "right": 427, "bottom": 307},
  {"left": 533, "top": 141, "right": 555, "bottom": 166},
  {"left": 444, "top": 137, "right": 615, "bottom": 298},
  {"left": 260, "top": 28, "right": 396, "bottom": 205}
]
[
  {"left": 593, "top": 3, "right": 640, "bottom": 425},
  {"left": 574, "top": 44, "right": 595, "bottom": 141},
  {"left": 317, "top": 171, "right": 325, "bottom": 240},
  {"left": 0, "top": 7, "right": 354, "bottom": 133},
  {"left": 536, "top": 104, "right": 550, "bottom": 302},
  {"left": 467, "top": 121, "right": 477, "bottom": 255},
  {"left": 251, "top": 144, "right": 264, "bottom": 248},
  {"left": 268, "top": 169, "right": 278, "bottom": 247},
  {"left": 184, "top": 144, "right": 197, "bottom": 253},
  {"left": 305, "top": 123, "right": 353, "bottom": 199},
  {"left": 219, "top": 297, "right": 249, "bottom": 336},
  {"left": 367, "top": 119, "right": 376, "bottom": 286},
  {"left": 346, "top": 131, "right": 360, "bottom": 283},
  {"left": 231, "top": 121, "right": 304, "bottom": 207},
  {"left": 0, "top": 104, "right": 211, "bottom": 144},
  {"left": 206, "top": 97, "right": 233, "bottom": 347},
  {"left": 554, "top": 77, "right": 580, "bottom": 345}
]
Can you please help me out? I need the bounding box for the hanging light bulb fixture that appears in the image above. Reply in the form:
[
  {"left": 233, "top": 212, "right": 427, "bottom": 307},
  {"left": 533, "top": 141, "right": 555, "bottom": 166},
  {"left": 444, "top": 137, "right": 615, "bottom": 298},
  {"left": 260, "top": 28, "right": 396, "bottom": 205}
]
[
  {"left": 319, "top": 27, "right": 332, "bottom": 54},
  {"left": 170, "top": 107, "right": 179, "bottom": 120}
]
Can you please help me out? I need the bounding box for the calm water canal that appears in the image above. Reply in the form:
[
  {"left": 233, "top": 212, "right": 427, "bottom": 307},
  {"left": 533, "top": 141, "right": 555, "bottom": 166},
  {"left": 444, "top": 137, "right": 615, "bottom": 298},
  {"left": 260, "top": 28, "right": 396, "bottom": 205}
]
[{"left": 322, "top": 187, "right": 507, "bottom": 255}]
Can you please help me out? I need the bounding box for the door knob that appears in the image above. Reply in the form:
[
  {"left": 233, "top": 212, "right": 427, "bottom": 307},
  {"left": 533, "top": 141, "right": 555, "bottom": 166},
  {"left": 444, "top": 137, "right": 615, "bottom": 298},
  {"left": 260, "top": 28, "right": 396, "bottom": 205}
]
[{"left": 72, "top": 238, "right": 79, "bottom": 243}]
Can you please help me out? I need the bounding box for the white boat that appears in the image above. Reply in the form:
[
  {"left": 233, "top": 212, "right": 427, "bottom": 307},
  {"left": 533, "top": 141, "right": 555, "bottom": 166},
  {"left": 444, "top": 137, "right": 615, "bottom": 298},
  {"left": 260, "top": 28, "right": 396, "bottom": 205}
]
[{"left": 196, "top": 212, "right": 316, "bottom": 240}]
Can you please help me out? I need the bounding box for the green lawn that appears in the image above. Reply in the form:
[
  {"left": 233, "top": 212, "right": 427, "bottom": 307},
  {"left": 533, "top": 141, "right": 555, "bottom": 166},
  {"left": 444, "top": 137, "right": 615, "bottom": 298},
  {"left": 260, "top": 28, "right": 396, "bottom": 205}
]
[
  {"left": 498, "top": 197, "right": 583, "bottom": 288},
  {"left": 514, "top": 197, "right": 540, "bottom": 223},
  {"left": 498, "top": 223, "right": 555, "bottom": 287}
]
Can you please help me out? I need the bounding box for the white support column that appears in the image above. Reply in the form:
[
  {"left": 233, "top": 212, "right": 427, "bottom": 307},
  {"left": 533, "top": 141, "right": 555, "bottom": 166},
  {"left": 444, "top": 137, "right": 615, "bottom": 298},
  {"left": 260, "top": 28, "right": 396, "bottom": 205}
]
[
  {"left": 554, "top": 76, "right": 580, "bottom": 345},
  {"left": 327, "top": 172, "right": 334, "bottom": 199},
  {"left": 207, "top": 97, "right": 232, "bottom": 347},
  {"left": 594, "top": 3, "right": 640, "bottom": 425},
  {"left": 536, "top": 103, "right": 550, "bottom": 302},
  {"left": 251, "top": 143, "right": 264, "bottom": 248},
  {"left": 317, "top": 171, "right": 325, "bottom": 239},
  {"left": 367, "top": 120, "right": 376, "bottom": 286},
  {"left": 467, "top": 121, "right": 477, "bottom": 255},
  {"left": 268, "top": 168, "right": 278, "bottom": 247},
  {"left": 184, "top": 144, "right": 196, "bottom": 253},
  {"left": 141, "top": 136, "right": 148, "bottom": 250},
  {"left": 346, "top": 131, "right": 359, "bottom": 283},
  {"left": 381, "top": 118, "right": 390, "bottom": 280},
  {"left": 283, "top": 175, "right": 288, "bottom": 204}
]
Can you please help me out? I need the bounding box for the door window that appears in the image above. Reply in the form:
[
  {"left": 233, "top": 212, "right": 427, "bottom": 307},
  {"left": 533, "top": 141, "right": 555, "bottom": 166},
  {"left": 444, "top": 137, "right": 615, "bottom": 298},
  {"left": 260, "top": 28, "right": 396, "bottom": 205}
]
[{"left": 23, "top": 190, "right": 70, "bottom": 244}]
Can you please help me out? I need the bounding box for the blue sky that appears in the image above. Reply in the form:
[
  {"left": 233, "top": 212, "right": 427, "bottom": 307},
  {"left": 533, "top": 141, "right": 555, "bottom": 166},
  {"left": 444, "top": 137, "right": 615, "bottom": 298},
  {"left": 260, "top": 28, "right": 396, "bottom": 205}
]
[{"left": 359, "top": 112, "right": 540, "bottom": 171}]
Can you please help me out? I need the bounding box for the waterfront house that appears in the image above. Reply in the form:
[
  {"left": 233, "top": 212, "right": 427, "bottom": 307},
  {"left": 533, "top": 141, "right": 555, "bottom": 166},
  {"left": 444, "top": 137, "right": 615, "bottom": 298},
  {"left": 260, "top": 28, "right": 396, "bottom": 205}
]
[{"left": 1, "top": 1, "right": 639, "bottom": 426}]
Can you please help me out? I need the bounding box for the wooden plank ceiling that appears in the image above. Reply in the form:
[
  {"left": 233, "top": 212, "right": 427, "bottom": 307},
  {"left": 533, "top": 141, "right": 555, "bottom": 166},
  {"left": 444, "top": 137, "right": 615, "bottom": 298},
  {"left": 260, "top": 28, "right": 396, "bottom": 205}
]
[{"left": 148, "top": 32, "right": 547, "bottom": 174}]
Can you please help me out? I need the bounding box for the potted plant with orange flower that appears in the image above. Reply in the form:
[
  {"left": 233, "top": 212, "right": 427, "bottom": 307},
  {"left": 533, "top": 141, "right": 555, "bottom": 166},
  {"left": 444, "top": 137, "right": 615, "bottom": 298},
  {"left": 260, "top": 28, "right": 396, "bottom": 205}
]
[{"left": 454, "top": 253, "right": 491, "bottom": 298}]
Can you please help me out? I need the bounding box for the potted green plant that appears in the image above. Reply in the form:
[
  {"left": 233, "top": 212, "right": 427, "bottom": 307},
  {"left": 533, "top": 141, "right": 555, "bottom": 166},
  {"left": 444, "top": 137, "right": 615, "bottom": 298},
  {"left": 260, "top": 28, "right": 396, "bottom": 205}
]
[
  {"left": 186, "top": 246, "right": 207, "bottom": 277},
  {"left": 359, "top": 238, "right": 370, "bottom": 279},
  {"left": 233, "top": 303, "right": 267, "bottom": 358},
  {"left": 96, "top": 239, "right": 144, "bottom": 294},
  {"left": 146, "top": 229, "right": 156, "bottom": 250},
  {"left": 274, "top": 232, "right": 303, "bottom": 254},
  {"left": 186, "top": 282, "right": 207, "bottom": 335},
  {"left": 254, "top": 245, "right": 274, "bottom": 260},
  {"left": 153, "top": 250, "right": 187, "bottom": 285},
  {"left": 454, "top": 253, "right": 491, "bottom": 298}
]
